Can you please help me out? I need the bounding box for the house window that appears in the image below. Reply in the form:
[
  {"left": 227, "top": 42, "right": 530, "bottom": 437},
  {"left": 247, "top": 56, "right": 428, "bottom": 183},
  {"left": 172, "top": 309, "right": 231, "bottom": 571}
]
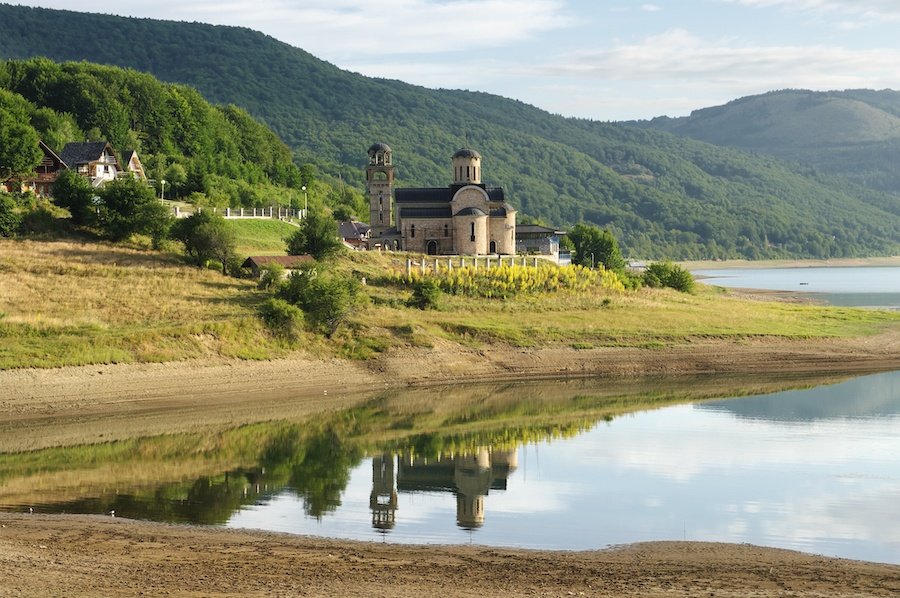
[{"left": 410, "top": 224, "right": 416, "bottom": 238}]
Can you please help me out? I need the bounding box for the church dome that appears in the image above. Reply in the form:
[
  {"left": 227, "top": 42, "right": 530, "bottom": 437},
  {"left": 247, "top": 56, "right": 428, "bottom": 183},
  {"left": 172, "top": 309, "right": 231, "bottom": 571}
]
[
  {"left": 454, "top": 207, "right": 487, "bottom": 217},
  {"left": 453, "top": 148, "right": 481, "bottom": 159},
  {"left": 368, "top": 142, "right": 392, "bottom": 155}
]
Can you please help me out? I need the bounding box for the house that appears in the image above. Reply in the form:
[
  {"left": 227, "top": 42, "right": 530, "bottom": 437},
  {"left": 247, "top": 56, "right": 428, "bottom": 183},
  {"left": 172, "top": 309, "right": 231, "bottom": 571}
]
[
  {"left": 119, "top": 150, "right": 147, "bottom": 180},
  {"left": 339, "top": 220, "right": 370, "bottom": 250},
  {"left": 365, "top": 143, "right": 516, "bottom": 255},
  {"left": 58, "top": 141, "right": 120, "bottom": 187},
  {"left": 515, "top": 224, "right": 567, "bottom": 260},
  {"left": 241, "top": 255, "right": 315, "bottom": 277},
  {"left": 1, "top": 140, "right": 66, "bottom": 196}
]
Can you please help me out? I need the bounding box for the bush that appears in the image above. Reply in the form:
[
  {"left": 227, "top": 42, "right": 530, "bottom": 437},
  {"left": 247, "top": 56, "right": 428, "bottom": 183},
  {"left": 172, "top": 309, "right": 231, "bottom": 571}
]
[
  {"left": 278, "top": 268, "right": 361, "bottom": 337},
  {"left": 257, "top": 262, "right": 285, "bottom": 290},
  {"left": 643, "top": 261, "right": 695, "bottom": 293},
  {"left": 0, "top": 194, "right": 21, "bottom": 236},
  {"left": 258, "top": 297, "right": 304, "bottom": 340},
  {"left": 407, "top": 278, "right": 442, "bottom": 310}
]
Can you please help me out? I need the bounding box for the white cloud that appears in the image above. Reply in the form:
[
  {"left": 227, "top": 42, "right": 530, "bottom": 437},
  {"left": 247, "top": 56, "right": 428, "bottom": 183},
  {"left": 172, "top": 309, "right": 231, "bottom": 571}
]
[
  {"left": 26, "top": 0, "right": 573, "bottom": 57},
  {"left": 533, "top": 29, "right": 900, "bottom": 91},
  {"left": 726, "top": 0, "right": 900, "bottom": 25},
  {"left": 641, "top": 4, "right": 662, "bottom": 11}
]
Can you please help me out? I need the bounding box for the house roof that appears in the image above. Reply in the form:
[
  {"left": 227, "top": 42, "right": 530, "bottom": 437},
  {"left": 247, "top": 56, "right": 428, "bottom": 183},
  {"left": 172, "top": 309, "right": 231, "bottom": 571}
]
[
  {"left": 241, "top": 255, "right": 315, "bottom": 269},
  {"left": 515, "top": 224, "right": 567, "bottom": 236},
  {"left": 338, "top": 220, "right": 370, "bottom": 240},
  {"left": 59, "top": 141, "right": 114, "bottom": 167},
  {"left": 38, "top": 140, "right": 65, "bottom": 165}
]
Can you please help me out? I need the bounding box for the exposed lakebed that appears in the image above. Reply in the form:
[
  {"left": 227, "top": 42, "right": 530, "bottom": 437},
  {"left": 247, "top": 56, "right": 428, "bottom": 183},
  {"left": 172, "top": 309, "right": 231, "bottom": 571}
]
[{"left": 2, "top": 371, "right": 898, "bottom": 565}]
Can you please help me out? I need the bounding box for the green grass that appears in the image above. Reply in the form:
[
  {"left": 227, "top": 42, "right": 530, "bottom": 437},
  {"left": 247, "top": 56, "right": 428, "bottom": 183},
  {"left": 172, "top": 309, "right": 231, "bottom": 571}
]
[
  {"left": 1, "top": 239, "right": 898, "bottom": 370},
  {"left": 225, "top": 219, "right": 298, "bottom": 256}
]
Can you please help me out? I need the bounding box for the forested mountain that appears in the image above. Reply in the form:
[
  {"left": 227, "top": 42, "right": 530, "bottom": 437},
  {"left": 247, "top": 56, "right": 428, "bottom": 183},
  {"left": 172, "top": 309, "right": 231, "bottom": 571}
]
[
  {"left": 0, "top": 58, "right": 308, "bottom": 207},
  {"left": 1, "top": 4, "right": 897, "bottom": 259},
  {"left": 634, "top": 89, "right": 900, "bottom": 197}
]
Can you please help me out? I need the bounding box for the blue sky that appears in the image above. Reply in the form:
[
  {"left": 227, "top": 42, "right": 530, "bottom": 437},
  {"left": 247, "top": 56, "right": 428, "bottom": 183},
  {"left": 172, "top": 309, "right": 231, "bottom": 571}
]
[{"left": 18, "top": 1, "right": 900, "bottom": 120}]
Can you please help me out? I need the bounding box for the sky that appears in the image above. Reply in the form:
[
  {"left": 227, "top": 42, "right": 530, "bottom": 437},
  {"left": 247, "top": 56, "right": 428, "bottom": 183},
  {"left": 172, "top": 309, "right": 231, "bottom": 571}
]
[{"left": 16, "top": 1, "right": 900, "bottom": 120}]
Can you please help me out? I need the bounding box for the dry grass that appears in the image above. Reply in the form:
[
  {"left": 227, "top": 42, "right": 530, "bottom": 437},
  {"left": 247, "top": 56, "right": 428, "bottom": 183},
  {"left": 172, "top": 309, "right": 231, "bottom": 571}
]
[
  {"left": 0, "top": 239, "right": 288, "bottom": 368},
  {"left": 2, "top": 240, "right": 898, "bottom": 369}
]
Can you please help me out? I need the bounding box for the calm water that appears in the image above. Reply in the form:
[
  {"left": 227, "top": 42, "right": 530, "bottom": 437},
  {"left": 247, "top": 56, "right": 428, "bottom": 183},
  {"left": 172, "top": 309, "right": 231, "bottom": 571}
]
[
  {"left": 3, "top": 371, "right": 899, "bottom": 564},
  {"left": 693, "top": 266, "right": 900, "bottom": 308}
]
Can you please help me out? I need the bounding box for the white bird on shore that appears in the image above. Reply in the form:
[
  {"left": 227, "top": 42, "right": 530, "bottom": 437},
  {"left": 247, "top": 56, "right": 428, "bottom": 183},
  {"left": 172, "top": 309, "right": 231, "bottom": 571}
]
[{"left": 108, "top": 510, "right": 115, "bottom": 517}]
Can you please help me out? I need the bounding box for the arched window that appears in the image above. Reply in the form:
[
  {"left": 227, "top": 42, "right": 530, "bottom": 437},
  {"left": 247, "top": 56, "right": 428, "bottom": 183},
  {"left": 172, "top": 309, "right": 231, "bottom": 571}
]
[
  {"left": 410, "top": 224, "right": 416, "bottom": 238},
  {"left": 444, "top": 224, "right": 449, "bottom": 237},
  {"left": 470, "top": 222, "right": 475, "bottom": 242}
]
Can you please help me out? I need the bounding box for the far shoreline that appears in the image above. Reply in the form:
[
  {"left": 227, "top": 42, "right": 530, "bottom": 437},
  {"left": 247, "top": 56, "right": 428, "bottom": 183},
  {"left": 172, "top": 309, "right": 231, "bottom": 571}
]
[{"left": 682, "top": 255, "right": 900, "bottom": 270}]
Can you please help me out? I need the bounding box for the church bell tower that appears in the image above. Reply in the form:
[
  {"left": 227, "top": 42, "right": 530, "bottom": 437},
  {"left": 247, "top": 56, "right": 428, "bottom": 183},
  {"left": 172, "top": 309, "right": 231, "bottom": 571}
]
[{"left": 366, "top": 142, "right": 394, "bottom": 242}]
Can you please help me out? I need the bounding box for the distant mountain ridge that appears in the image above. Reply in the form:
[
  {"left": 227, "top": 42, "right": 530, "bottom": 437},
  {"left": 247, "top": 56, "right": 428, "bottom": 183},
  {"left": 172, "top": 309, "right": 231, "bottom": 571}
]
[
  {"left": 1, "top": 3, "right": 897, "bottom": 259},
  {"left": 634, "top": 89, "right": 900, "bottom": 197}
]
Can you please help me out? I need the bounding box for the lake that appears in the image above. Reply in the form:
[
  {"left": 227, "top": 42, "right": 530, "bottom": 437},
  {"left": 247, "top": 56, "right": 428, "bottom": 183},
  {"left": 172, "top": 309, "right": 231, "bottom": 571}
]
[
  {"left": 692, "top": 266, "right": 900, "bottom": 308},
  {"left": 3, "top": 371, "right": 899, "bottom": 565}
]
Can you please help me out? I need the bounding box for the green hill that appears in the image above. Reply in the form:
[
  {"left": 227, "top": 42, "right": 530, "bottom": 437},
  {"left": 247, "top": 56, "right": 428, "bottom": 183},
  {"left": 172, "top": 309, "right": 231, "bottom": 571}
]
[
  {"left": 634, "top": 89, "right": 900, "bottom": 200},
  {"left": 1, "top": 4, "right": 897, "bottom": 259}
]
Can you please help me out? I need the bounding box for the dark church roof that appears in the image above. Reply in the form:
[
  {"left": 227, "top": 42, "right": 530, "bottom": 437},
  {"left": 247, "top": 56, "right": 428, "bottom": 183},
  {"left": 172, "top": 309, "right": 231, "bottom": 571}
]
[
  {"left": 455, "top": 207, "right": 487, "bottom": 217},
  {"left": 368, "top": 142, "right": 392, "bottom": 155},
  {"left": 59, "top": 141, "right": 113, "bottom": 167},
  {"left": 453, "top": 148, "right": 481, "bottom": 159},
  {"left": 400, "top": 206, "right": 453, "bottom": 219},
  {"left": 395, "top": 185, "right": 506, "bottom": 204}
]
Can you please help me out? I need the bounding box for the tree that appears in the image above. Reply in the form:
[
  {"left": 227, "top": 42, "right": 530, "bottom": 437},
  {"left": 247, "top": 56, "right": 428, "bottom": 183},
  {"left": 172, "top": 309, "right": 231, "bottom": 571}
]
[
  {"left": 96, "top": 176, "right": 172, "bottom": 243},
  {"left": 286, "top": 206, "right": 342, "bottom": 259},
  {"left": 568, "top": 223, "right": 625, "bottom": 272},
  {"left": 172, "top": 210, "right": 236, "bottom": 273},
  {"left": 0, "top": 90, "right": 42, "bottom": 181},
  {"left": 52, "top": 169, "right": 96, "bottom": 226}
]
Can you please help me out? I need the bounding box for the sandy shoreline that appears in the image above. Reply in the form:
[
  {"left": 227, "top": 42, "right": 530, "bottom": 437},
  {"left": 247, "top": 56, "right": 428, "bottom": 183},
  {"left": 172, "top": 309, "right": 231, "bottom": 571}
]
[
  {"left": 1, "top": 513, "right": 898, "bottom": 597},
  {"left": 2, "top": 331, "right": 900, "bottom": 596}
]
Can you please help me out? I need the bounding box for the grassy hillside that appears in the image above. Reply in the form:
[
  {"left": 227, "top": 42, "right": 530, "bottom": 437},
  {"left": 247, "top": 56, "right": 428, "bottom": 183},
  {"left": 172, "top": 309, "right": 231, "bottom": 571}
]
[
  {"left": 1, "top": 4, "right": 897, "bottom": 259},
  {"left": 635, "top": 89, "right": 900, "bottom": 204},
  {"left": 1, "top": 239, "right": 897, "bottom": 370}
]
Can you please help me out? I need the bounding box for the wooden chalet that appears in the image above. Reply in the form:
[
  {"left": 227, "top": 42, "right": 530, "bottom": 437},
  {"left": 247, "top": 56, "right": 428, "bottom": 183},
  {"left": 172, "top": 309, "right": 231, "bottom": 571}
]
[
  {"left": 59, "top": 141, "right": 120, "bottom": 187},
  {"left": 120, "top": 150, "right": 147, "bottom": 180},
  {"left": 1, "top": 140, "right": 66, "bottom": 196}
]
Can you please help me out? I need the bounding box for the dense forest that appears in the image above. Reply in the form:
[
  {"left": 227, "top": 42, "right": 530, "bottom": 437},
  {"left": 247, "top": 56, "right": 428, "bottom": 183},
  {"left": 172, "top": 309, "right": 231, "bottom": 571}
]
[
  {"left": 0, "top": 4, "right": 898, "bottom": 259},
  {"left": 633, "top": 89, "right": 900, "bottom": 200},
  {"left": 0, "top": 57, "right": 313, "bottom": 208}
]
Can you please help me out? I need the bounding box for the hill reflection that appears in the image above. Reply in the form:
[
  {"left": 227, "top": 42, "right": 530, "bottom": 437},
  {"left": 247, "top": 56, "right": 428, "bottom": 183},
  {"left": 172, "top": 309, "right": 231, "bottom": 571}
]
[{"left": 0, "top": 371, "right": 863, "bottom": 528}]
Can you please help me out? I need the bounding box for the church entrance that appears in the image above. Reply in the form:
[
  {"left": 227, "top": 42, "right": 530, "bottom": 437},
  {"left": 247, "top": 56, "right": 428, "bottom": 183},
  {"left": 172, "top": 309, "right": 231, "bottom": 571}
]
[
  {"left": 426, "top": 240, "right": 438, "bottom": 255},
  {"left": 489, "top": 240, "right": 497, "bottom": 254}
]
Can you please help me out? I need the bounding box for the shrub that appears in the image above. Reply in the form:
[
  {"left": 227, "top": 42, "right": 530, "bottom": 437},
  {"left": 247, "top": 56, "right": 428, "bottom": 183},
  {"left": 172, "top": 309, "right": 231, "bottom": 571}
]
[
  {"left": 407, "top": 278, "right": 442, "bottom": 310},
  {"left": 278, "top": 268, "right": 361, "bottom": 337},
  {"left": 643, "top": 261, "right": 695, "bottom": 293},
  {"left": 257, "top": 262, "right": 286, "bottom": 290},
  {"left": 0, "top": 194, "right": 21, "bottom": 236},
  {"left": 258, "top": 297, "right": 304, "bottom": 340}
]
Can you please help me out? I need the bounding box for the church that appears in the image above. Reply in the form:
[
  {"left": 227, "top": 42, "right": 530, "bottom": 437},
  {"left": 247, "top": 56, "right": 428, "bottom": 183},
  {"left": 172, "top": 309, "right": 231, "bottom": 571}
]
[{"left": 365, "top": 143, "right": 516, "bottom": 255}]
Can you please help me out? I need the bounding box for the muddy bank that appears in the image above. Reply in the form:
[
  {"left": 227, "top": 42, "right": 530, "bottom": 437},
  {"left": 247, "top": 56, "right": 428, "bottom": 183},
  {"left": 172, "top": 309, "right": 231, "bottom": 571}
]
[{"left": 1, "top": 514, "right": 898, "bottom": 597}]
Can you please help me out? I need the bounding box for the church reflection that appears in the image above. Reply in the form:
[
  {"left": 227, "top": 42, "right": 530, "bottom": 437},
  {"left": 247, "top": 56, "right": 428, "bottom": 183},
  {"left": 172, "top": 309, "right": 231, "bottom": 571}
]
[{"left": 369, "top": 448, "right": 518, "bottom": 532}]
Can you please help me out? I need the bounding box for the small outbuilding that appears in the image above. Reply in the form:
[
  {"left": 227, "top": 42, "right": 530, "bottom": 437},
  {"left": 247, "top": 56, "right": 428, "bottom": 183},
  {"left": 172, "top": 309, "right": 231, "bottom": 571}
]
[{"left": 241, "top": 255, "right": 314, "bottom": 278}]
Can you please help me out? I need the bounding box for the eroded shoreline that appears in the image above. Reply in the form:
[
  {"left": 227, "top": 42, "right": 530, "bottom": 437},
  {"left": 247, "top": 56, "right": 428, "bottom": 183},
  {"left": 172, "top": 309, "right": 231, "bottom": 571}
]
[{"left": 2, "top": 332, "right": 900, "bottom": 596}]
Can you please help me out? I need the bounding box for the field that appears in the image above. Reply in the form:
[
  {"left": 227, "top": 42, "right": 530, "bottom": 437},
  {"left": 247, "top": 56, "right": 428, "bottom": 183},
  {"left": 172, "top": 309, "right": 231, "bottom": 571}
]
[
  {"left": 1, "top": 238, "right": 899, "bottom": 370},
  {"left": 224, "top": 218, "right": 298, "bottom": 255}
]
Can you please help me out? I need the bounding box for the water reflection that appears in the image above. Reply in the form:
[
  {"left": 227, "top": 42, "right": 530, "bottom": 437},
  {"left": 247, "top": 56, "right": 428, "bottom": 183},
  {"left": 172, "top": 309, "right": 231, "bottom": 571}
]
[{"left": 2, "top": 371, "right": 899, "bottom": 564}]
